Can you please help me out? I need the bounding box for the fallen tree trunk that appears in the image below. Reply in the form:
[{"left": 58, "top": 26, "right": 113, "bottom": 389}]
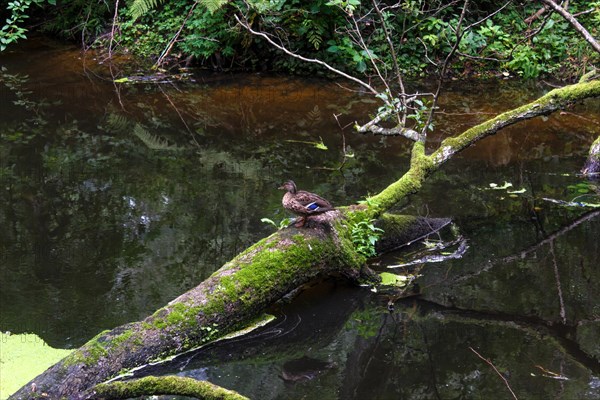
[
  {"left": 11, "top": 78, "right": 600, "bottom": 399},
  {"left": 10, "top": 212, "right": 370, "bottom": 399}
]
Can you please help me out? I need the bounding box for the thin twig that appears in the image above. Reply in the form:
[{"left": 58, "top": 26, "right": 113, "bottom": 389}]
[
  {"left": 155, "top": 1, "right": 199, "bottom": 68},
  {"left": 548, "top": 241, "right": 567, "bottom": 324},
  {"left": 108, "top": 0, "right": 120, "bottom": 59},
  {"left": 234, "top": 14, "right": 378, "bottom": 95},
  {"left": 469, "top": 347, "right": 518, "bottom": 400}
]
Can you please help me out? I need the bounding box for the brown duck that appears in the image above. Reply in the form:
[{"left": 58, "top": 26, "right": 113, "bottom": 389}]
[{"left": 279, "top": 180, "right": 334, "bottom": 227}]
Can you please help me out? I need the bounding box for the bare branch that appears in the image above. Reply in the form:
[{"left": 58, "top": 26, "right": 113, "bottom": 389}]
[
  {"left": 357, "top": 124, "right": 421, "bottom": 141},
  {"left": 372, "top": 1, "right": 407, "bottom": 104}
]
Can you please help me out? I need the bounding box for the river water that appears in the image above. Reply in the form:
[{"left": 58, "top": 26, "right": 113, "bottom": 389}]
[{"left": 1, "top": 38, "right": 599, "bottom": 399}]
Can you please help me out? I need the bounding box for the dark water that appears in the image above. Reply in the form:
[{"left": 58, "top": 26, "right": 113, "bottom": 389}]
[{"left": 1, "top": 38, "right": 600, "bottom": 399}]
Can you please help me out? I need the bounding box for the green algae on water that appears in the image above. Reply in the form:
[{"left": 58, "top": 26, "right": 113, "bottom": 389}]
[{"left": 0, "top": 332, "right": 72, "bottom": 399}]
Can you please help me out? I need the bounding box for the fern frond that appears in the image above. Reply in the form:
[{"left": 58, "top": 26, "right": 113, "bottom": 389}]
[
  {"left": 199, "top": 0, "right": 229, "bottom": 13},
  {"left": 106, "top": 114, "right": 130, "bottom": 133},
  {"left": 130, "top": 0, "right": 165, "bottom": 20},
  {"left": 129, "top": 0, "right": 227, "bottom": 20},
  {"left": 302, "top": 18, "right": 326, "bottom": 50},
  {"left": 133, "top": 124, "right": 181, "bottom": 151}
]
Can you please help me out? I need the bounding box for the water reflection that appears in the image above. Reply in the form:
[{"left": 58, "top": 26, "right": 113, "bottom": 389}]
[{"left": 1, "top": 38, "right": 599, "bottom": 398}]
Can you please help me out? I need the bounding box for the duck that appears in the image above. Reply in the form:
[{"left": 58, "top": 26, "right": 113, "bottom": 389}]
[{"left": 278, "top": 180, "right": 334, "bottom": 227}]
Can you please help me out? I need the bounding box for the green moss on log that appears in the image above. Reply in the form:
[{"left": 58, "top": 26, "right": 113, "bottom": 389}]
[
  {"left": 92, "top": 375, "right": 249, "bottom": 400},
  {"left": 435, "top": 79, "right": 600, "bottom": 163},
  {"left": 367, "top": 142, "right": 435, "bottom": 215}
]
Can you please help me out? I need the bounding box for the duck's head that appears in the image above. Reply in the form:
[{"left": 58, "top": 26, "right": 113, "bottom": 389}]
[{"left": 278, "top": 180, "right": 297, "bottom": 194}]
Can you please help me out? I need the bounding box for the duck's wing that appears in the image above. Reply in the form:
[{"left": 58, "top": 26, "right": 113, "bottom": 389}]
[{"left": 295, "top": 190, "right": 333, "bottom": 213}]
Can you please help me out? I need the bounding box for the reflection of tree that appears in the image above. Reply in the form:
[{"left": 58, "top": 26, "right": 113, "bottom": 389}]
[{"left": 162, "top": 290, "right": 599, "bottom": 400}]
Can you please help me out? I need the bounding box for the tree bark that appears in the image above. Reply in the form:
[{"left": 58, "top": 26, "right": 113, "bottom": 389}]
[{"left": 10, "top": 78, "right": 600, "bottom": 399}]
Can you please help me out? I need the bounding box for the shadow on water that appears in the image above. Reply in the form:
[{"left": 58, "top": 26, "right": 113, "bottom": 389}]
[{"left": 1, "top": 37, "right": 599, "bottom": 398}]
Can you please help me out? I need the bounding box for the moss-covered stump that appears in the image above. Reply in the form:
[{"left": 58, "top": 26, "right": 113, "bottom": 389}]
[
  {"left": 92, "top": 376, "right": 249, "bottom": 400},
  {"left": 9, "top": 210, "right": 366, "bottom": 399},
  {"left": 582, "top": 135, "right": 600, "bottom": 178}
]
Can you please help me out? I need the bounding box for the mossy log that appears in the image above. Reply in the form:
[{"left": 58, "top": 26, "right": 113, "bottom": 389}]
[
  {"left": 9, "top": 211, "right": 370, "bottom": 399},
  {"left": 10, "top": 78, "right": 600, "bottom": 399}
]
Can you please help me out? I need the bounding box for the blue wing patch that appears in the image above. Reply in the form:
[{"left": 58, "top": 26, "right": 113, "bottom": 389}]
[{"left": 306, "top": 202, "right": 319, "bottom": 211}]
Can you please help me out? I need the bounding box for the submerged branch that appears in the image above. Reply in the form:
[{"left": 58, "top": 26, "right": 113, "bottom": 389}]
[{"left": 469, "top": 347, "right": 519, "bottom": 400}]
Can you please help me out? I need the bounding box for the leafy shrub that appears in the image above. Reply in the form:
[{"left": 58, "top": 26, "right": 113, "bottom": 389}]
[{"left": 346, "top": 210, "right": 383, "bottom": 258}]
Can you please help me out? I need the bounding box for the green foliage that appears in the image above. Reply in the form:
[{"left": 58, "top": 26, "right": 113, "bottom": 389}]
[
  {"left": 199, "top": 323, "right": 221, "bottom": 343},
  {"left": 177, "top": 6, "right": 238, "bottom": 63},
  {"left": 406, "top": 98, "right": 434, "bottom": 132},
  {"left": 346, "top": 210, "right": 384, "bottom": 258},
  {"left": 130, "top": 0, "right": 166, "bottom": 20},
  {"left": 39, "top": 0, "right": 113, "bottom": 44},
  {"left": 326, "top": 0, "right": 360, "bottom": 15},
  {"left": 3, "top": 0, "right": 598, "bottom": 79},
  {"left": 0, "top": 0, "right": 54, "bottom": 51},
  {"left": 261, "top": 217, "right": 291, "bottom": 230},
  {"left": 130, "top": 0, "right": 228, "bottom": 20},
  {"left": 455, "top": 4, "right": 599, "bottom": 78},
  {"left": 202, "top": 0, "right": 230, "bottom": 13}
]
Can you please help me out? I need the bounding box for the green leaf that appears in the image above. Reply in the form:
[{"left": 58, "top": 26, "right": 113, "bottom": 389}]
[
  {"left": 260, "top": 218, "right": 277, "bottom": 227},
  {"left": 314, "top": 137, "right": 328, "bottom": 150}
]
